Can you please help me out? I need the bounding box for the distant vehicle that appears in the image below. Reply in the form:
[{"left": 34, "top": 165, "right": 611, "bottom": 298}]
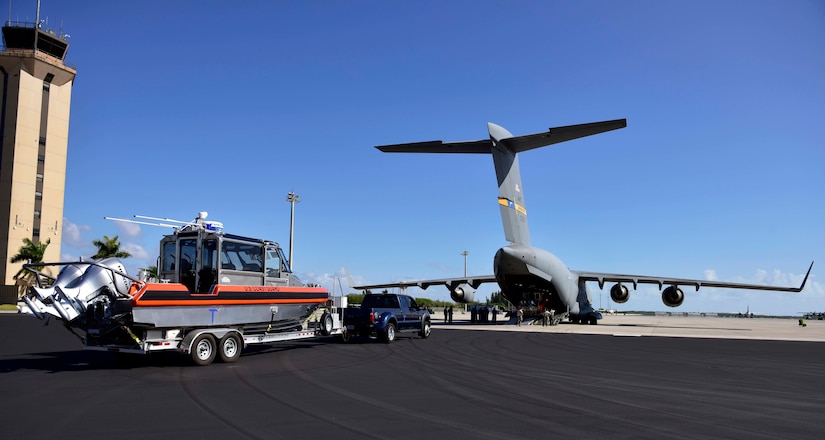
[
  {"left": 802, "top": 312, "right": 824, "bottom": 320},
  {"left": 342, "top": 293, "right": 431, "bottom": 342},
  {"left": 354, "top": 120, "right": 813, "bottom": 325}
]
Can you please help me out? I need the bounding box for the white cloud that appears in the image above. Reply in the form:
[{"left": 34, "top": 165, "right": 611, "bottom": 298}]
[
  {"left": 115, "top": 221, "right": 142, "bottom": 239},
  {"left": 300, "top": 266, "right": 368, "bottom": 293},
  {"left": 123, "top": 243, "right": 150, "bottom": 260},
  {"left": 704, "top": 269, "right": 718, "bottom": 281},
  {"left": 60, "top": 252, "right": 79, "bottom": 261},
  {"left": 62, "top": 218, "right": 90, "bottom": 247}
]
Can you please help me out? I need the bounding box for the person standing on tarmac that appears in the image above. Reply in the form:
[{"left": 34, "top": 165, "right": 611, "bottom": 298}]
[
  {"left": 517, "top": 307, "right": 524, "bottom": 326},
  {"left": 447, "top": 306, "right": 453, "bottom": 324}
]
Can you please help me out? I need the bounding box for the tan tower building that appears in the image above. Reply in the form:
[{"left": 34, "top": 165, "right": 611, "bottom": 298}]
[{"left": 0, "top": 19, "right": 75, "bottom": 294}]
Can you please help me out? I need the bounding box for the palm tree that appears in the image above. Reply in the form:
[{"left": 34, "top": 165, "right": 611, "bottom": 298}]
[
  {"left": 10, "top": 238, "right": 50, "bottom": 297},
  {"left": 145, "top": 265, "right": 158, "bottom": 282},
  {"left": 91, "top": 235, "right": 131, "bottom": 260}
]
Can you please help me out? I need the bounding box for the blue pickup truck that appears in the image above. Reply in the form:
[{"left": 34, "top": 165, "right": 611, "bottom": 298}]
[{"left": 342, "top": 293, "right": 431, "bottom": 343}]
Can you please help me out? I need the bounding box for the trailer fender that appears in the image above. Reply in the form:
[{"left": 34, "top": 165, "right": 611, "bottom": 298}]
[{"left": 180, "top": 328, "right": 242, "bottom": 354}]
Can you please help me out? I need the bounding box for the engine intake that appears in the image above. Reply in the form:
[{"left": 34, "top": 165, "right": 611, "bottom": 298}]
[
  {"left": 662, "top": 285, "right": 684, "bottom": 308},
  {"left": 450, "top": 283, "right": 475, "bottom": 304},
  {"left": 610, "top": 283, "right": 629, "bottom": 304}
]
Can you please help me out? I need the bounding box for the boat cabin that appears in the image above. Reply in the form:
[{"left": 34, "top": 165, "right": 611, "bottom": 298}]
[{"left": 157, "top": 225, "right": 302, "bottom": 293}]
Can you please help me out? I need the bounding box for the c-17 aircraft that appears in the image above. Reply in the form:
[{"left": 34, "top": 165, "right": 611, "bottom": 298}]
[{"left": 353, "top": 119, "right": 813, "bottom": 324}]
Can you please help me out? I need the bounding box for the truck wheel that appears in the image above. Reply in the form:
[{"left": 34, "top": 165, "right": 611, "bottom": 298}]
[
  {"left": 218, "top": 333, "right": 242, "bottom": 363},
  {"left": 383, "top": 322, "right": 396, "bottom": 343},
  {"left": 191, "top": 333, "right": 217, "bottom": 366},
  {"left": 335, "top": 329, "right": 352, "bottom": 343},
  {"left": 319, "top": 311, "right": 333, "bottom": 336},
  {"left": 419, "top": 320, "right": 431, "bottom": 339}
]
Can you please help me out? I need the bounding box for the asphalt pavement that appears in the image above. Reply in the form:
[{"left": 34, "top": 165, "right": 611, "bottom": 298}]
[{"left": 1, "top": 313, "right": 823, "bottom": 440}]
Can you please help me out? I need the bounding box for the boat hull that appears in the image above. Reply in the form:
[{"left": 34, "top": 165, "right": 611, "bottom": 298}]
[{"left": 131, "top": 283, "right": 328, "bottom": 328}]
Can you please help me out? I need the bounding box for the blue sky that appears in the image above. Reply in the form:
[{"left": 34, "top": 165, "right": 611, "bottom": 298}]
[{"left": 20, "top": 1, "right": 824, "bottom": 315}]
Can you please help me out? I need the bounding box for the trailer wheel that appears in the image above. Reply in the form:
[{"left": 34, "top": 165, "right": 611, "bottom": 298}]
[
  {"left": 383, "top": 322, "right": 396, "bottom": 343},
  {"left": 218, "top": 333, "right": 242, "bottom": 363},
  {"left": 319, "top": 311, "right": 334, "bottom": 336},
  {"left": 419, "top": 319, "right": 431, "bottom": 339},
  {"left": 191, "top": 333, "right": 217, "bottom": 366}
]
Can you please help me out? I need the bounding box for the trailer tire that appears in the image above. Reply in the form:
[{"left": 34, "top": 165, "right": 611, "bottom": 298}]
[
  {"left": 319, "top": 311, "right": 334, "bottom": 336},
  {"left": 218, "top": 333, "right": 242, "bottom": 363},
  {"left": 191, "top": 333, "right": 217, "bottom": 366},
  {"left": 383, "top": 322, "right": 396, "bottom": 343}
]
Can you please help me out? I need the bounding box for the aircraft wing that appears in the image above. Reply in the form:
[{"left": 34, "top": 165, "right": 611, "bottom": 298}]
[
  {"left": 575, "top": 261, "right": 813, "bottom": 292},
  {"left": 353, "top": 275, "right": 498, "bottom": 292}
]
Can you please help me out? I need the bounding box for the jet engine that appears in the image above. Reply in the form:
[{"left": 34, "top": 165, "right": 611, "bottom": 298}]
[
  {"left": 610, "top": 283, "right": 629, "bottom": 304},
  {"left": 661, "top": 285, "right": 684, "bottom": 308},
  {"left": 450, "top": 283, "right": 475, "bottom": 303}
]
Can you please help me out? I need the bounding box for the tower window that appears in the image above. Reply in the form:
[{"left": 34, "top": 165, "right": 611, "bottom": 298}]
[{"left": 43, "top": 73, "right": 54, "bottom": 92}]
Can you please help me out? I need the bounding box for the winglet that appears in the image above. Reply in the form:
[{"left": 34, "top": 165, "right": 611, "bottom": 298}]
[{"left": 797, "top": 261, "right": 815, "bottom": 292}]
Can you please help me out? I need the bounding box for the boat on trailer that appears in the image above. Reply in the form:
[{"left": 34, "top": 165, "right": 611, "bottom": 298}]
[{"left": 18, "top": 212, "right": 343, "bottom": 365}]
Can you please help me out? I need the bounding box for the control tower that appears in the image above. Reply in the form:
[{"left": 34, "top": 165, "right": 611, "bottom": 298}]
[{"left": 0, "top": 8, "right": 75, "bottom": 293}]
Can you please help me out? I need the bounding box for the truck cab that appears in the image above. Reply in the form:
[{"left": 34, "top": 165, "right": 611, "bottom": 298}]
[{"left": 344, "top": 293, "right": 431, "bottom": 342}]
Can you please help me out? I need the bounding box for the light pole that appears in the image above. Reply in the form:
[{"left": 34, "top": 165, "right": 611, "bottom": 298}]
[
  {"left": 286, "top": 191, "right": 300, "bottom": 270},
  {"left": 460, "top": 250, "right": 469, "bottom": 277}
]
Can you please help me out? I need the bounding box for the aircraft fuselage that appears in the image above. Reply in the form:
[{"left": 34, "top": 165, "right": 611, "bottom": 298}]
[{"left": 494, "top": 244, "right": 594, "bottom": 318}]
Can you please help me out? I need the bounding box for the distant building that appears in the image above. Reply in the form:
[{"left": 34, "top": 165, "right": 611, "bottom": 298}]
[{"left": 0, "top": 15, "right": 75, "bottom": 291}]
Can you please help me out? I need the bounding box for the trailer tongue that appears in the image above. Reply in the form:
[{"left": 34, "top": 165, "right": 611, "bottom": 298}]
[{"left": 17, "top": 212, "right": 345, "bottom": 365}]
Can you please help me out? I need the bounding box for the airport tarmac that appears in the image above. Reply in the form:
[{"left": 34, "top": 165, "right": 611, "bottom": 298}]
[
  {"left": 433, "top": 312, "right": 825, "bottom": 342},
  {"left": 1, "top": 312, "right": 823, "bottom": 440}
]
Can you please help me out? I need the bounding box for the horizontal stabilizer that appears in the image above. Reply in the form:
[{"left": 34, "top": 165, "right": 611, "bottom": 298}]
[
  {"left": 505, "top": 119, "right": 627, "bottom": 153},
  {"left": 376, "top": 140, "right": 491, "bottom": 154},
  {"left": 375, "top": 119, "right": 626, "bottom": 155}
]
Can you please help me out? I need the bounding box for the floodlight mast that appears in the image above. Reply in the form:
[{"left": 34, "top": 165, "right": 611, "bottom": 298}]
[{"left": 286, "top": 192, "right": 300, "bottom": 270}]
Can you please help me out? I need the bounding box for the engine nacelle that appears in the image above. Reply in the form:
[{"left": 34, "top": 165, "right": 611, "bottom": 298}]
[
  {"left": 662, "top": 285, "right": 684, "bottom": 308},
  {"left": 609, "top": 283, "right": 630, "bottom": 304},
  {"left": 450, "top": 283, "right": 475, "bottom": 303}
]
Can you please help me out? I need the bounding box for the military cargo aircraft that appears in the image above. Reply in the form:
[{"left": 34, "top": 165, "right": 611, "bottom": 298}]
[{"left": 354, "top": 119, "right": 813, "bottom": 324}]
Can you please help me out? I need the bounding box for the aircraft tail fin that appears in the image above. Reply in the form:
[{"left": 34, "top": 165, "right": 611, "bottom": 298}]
[{"left": 375, "top": 119, "right": 627, "bottom": 246}]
